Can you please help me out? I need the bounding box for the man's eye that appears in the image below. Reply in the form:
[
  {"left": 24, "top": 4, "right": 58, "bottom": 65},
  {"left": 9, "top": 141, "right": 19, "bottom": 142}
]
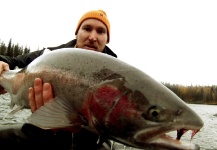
[
  {"left": 84, "top": 27, "right": 91, "bottom": 31},
  {"left": 97, "top": 30, "right": 105, "bottom": 34}
]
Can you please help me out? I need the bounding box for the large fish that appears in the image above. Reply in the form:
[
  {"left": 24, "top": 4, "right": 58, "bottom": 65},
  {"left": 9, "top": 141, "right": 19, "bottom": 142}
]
[{"left": 0, "top": 48, "right": 203, "bottom": 149}]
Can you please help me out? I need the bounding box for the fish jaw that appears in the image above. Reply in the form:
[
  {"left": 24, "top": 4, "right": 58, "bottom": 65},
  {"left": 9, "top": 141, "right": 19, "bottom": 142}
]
[
  {"left": 131, "top": 124, "right": 201, "bottom": 150},
  {"left": 139, "top": 134, "right": 200, "bottom": 150},
  {"left": 107, "top": 115, "right": 203, "bottom": 150}
]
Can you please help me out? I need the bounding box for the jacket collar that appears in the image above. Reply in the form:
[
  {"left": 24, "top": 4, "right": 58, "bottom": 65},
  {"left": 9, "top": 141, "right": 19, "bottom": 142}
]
[{"left": 66, "top": 39, "right": 117, "bottom": 58}]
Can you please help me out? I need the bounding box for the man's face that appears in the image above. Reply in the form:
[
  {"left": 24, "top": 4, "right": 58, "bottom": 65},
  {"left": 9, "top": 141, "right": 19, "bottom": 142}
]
[{"left": 76, "top": 19, "right": 108, "bottom": 52}]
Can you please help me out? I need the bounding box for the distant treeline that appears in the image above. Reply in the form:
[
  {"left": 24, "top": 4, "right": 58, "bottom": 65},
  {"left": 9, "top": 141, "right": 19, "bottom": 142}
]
[
  {"left": 163, "top": 82, "right": 217, "bottom": 105},
  {"left": 0, "top": 38, "right": 216, "bottom": 105},
  {"left": 0, "top": 38, "right": 30, "bottom": 57}
]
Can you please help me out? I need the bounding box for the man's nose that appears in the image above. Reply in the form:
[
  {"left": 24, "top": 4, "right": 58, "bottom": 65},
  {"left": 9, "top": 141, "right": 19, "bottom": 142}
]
[{"left": 88, "top": 31, "right": 97, "bottom": 42}]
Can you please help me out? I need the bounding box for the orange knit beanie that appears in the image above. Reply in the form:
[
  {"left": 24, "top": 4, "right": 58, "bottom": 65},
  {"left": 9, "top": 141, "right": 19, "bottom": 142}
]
[{"left": 75, "top": 10, "right": 110, "bottom": 43}]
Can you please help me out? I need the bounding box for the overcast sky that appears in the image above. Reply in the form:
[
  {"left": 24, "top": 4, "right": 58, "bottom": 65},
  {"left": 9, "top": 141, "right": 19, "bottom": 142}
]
[{"left": 0, "top": 0, "right": 217, "bottom": 86}]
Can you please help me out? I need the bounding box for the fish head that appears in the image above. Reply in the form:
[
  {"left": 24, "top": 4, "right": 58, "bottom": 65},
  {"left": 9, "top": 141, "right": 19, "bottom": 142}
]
[{"left": 87, "top": 77, "right": 204, "bottom": 149}]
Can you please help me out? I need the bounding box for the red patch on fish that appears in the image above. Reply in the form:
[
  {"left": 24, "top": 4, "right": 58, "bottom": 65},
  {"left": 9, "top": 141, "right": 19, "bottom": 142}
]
[
  {"left": 90, "top": 85, "right": 122, "bottom": 121},
  {"left": 82, "top": 84, "right": 139, "bottom": 130}
]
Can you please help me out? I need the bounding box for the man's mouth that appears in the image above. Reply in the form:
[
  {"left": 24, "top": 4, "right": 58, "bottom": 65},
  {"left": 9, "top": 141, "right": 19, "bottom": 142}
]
[{"left": 84, "top": 45, "right": 97, "bottom": 50}]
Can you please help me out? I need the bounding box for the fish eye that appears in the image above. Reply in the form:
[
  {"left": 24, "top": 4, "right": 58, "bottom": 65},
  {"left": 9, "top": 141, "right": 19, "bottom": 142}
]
[
  {"left": 149, "top": 107, "right": 160, "bottom": 118},
  {"left": 142, "top": 106, "right": 163, "bottom": 121}
]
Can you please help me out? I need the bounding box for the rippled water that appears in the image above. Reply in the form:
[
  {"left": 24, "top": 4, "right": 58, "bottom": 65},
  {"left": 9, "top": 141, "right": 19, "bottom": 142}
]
[
  {"left": 184, "top": 104, "right": 217, "bottom": 150},
  {"left": 0, "top": 93, "right": 217, "bottom": 149}
]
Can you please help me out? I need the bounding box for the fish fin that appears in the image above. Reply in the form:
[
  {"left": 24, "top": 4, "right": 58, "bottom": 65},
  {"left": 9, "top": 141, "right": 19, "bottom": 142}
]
[
  {"left": 10, "top": 105, "right": 24, "bottom": 114},
  {"left": 3, "top": 105, "right": 24, "bottom": 120},
  {"left": 28, "top": 97, "right": 84, "bottom": 132},
  {"left": 43, "top": 48, "right": 51, "bottom": 54}
]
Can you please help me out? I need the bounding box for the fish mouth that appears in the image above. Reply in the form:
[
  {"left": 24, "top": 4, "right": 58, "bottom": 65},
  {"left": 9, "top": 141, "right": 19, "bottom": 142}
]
[
  {"left": 177, "top": 128, "right": 199, "bottom": 140},
  {"left": 134, "top": 127, "right": 201, "bottom": 150}
]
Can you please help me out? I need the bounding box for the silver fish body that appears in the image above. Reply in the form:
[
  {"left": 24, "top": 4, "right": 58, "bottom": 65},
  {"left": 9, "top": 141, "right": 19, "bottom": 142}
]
[{"left": 0, "top": 48, "right": 203, "bottom": 149}]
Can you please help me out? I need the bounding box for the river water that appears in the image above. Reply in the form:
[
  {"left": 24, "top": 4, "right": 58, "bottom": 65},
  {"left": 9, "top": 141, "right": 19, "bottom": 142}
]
[
  {"left": 171, "top": 104, "right": 217, "bottom": 150},
  {"left": 0, "top": 93, "right": 217, "bottom": 149}
]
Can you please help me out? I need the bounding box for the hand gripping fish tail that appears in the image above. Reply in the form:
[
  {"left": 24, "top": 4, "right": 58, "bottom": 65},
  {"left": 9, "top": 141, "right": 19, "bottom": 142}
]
[{"left": 0, "top": 48, "right": 204, "bottom": 149}]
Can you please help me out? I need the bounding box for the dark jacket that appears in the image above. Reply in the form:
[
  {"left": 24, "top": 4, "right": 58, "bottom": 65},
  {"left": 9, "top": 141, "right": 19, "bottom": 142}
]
[{"left": 0, "top": 39, "right": 117, "bottom": 69}]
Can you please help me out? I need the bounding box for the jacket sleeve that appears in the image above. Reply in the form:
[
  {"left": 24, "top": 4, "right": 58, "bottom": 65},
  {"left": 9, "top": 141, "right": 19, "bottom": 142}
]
[{"left": 0, "top": 49, "right": 45, "bottom": 69}]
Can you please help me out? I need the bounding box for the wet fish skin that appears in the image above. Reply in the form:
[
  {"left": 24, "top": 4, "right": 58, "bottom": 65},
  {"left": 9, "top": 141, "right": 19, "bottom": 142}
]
[{"left": 0, "top": 48, "right": 203, "bottom": 149}]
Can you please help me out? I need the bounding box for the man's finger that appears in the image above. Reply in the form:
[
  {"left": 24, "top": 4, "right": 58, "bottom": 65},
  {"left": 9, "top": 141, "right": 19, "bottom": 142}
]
[
  {"left": 43, "top": 83, "right": 54, "bottom": 103},
  {"left": 34, "top": 78, "right": 44, "bottom": 108},
  {"left": 29, "top": 87, "right": 37, "bottom": 112}
]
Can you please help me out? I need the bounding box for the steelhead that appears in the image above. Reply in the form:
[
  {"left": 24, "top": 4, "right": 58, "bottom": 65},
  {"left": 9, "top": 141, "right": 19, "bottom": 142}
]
[{"left": 0, "top": 48, "right": 203, "bottom": 149}]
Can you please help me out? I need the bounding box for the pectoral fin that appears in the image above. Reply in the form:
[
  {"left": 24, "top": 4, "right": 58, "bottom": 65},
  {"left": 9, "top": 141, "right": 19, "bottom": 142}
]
[{"left": 28, "top": 97, "right": 84, "bottom": 132}]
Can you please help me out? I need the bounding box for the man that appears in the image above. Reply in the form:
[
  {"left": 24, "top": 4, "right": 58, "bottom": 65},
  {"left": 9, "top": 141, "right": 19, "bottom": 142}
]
[{"left": 0, "top": 9, "right": 117, "bottom": 150}]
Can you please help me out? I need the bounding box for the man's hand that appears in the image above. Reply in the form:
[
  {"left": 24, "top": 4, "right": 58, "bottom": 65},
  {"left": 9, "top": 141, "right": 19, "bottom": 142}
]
[
  {"left": 29, "top": 78, "right": 54, "bottom": 112},
  {"left": 0, "top": 61, "right": 9, "bottom": 74},
  {"left": 0, "top": 61, "right": 10, "bottom": 94}
]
